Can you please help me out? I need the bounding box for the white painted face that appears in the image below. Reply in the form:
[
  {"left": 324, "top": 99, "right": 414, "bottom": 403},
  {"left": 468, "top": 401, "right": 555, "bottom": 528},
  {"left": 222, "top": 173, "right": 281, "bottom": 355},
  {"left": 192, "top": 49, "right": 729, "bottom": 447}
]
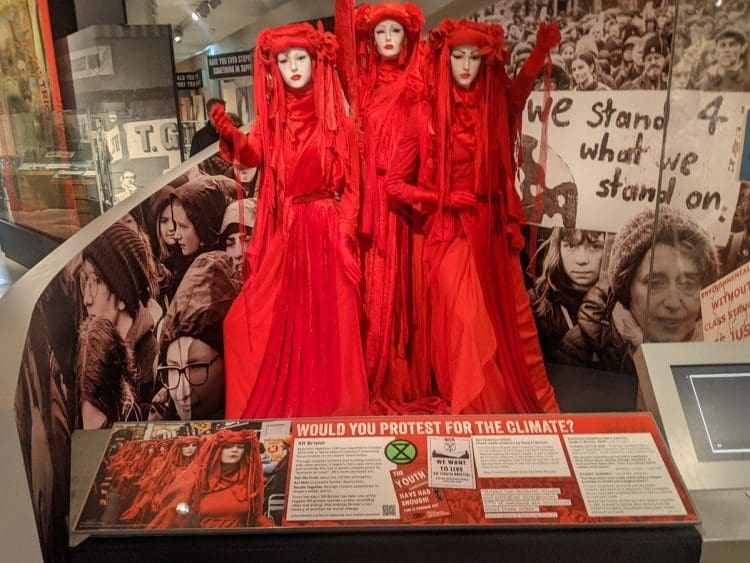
[
  {"left": 373, "top": 18, "right": 405, "bottom": 59},
  {"left": 450, "top": 45, "right": 482, "bottom": 88},
  {"left": 277, "top": 48, "right": 312, "bottom": 89}
]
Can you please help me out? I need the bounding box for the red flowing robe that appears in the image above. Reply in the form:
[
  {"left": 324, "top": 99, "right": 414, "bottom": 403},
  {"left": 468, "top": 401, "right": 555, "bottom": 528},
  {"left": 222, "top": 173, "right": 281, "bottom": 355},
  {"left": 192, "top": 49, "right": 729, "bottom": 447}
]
[
  {"left": 147, "top": 460, "right": 270, "bottom": 529},
  {"left": 387, "top": 83, "right": 558, "bottom": 414},
  {"left": 223, "top": 86, "right": 369, "bottom": 419},
  {"left": 357, "top": 62, "right": 436, "bottom": 413}
]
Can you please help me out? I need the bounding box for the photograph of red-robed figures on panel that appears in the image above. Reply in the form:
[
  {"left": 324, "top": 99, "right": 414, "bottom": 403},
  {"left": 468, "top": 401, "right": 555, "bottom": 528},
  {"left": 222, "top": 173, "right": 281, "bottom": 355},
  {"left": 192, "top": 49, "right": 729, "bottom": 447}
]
[{"left": 75, "top": 420, "right": 290, "bottom": 531}]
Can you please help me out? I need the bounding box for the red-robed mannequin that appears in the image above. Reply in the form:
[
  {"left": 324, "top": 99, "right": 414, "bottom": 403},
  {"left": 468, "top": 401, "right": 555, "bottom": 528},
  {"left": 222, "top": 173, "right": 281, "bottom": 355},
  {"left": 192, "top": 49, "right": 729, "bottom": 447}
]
[
  {"left": 335, "top": 1, "right": 440, "bottom": 413},
  {"left": 148, "top": 429, "right": 273, "bottom": 529},
  {"left": 386, "top": 20, "right": 560, "bottom": 414},
  {"left": 120, "top": 436, "right": 201, "bottom": 524},
  {"left": 213, "top": 22, "right": 369, "bottom": 419}
]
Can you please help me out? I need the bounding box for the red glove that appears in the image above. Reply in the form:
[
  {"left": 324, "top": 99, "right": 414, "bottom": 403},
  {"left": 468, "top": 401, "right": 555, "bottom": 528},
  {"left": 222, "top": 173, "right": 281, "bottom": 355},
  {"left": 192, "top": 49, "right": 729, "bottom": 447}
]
[
  {"left": 448, "top": 191, "right": 478, "bottom": 209},
  {"left": 336, "top": 232, "right": 361, "bottom": 285},
  {"left": 211, "top": 104, "right": 247, "bottom": 162},
  {"left": 535, "top": 21, "right": 561, "bottom": 52}
]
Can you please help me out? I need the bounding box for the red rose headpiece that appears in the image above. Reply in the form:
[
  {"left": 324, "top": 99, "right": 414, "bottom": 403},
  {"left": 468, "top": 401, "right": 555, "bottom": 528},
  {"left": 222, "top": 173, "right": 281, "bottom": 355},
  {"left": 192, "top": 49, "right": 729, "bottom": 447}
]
[
  {"left": 355, "top": 2, "right": 424, "bottom": 36},
  {"left": 351, "top": 2, "right": 425, "bottom": 89}
]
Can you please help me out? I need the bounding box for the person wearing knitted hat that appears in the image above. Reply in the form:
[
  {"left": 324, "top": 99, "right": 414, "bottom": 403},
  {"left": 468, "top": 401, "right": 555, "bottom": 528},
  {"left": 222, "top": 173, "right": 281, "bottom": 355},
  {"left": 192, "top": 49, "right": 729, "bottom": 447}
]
[
  {"left": 79, "top": 221, "right": 158, "bottom": 402},
  {"left": 147, "top": 429, "right": 273, "bottom": 529},
  {"left": 614, "top": 35, "right": 640, "bottom": 87},
  {"left": 622, "top": 34, "right": 668, "bottom": 90},
  {"left": 220, "top": 198, "right": 257, "bottom": 278},
  {"left": 558, "top": 206, "right": 719, "bottom": 376},
  {"left": 75, "top": 315, "right": 140, "bottom": 429},
  {"left": 150, "top": 251, "right": 240, "bottom": 421},
  {"left": 212, "top": 21, "right": 369, "bottom": 420},
  {"left": 387, "top": 19, "right": 561, "bottom": 414},
  {"left": 336, "top": 1, "right": 436, "bottom": 414}
]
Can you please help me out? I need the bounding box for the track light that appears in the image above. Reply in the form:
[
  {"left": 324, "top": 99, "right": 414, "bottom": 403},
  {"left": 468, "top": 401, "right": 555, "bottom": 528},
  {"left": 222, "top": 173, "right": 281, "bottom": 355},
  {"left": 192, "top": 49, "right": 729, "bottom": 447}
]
[
  {"left": 191, "top": 10, "right": 199, "bottom": 21},
  {"left": 197, "top": 1, "right": 210, "bottom": 18},
  {"left": 174, "top": 25, "right": 183, "bottom": 42},
  {"left": 208, "top": 0, "right": 222, "bottom": 9}
]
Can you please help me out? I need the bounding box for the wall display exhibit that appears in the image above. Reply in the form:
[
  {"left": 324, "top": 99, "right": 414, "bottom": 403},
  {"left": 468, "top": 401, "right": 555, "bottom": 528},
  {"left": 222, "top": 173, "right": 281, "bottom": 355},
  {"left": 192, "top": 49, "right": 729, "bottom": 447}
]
[
  {"left": 72, "top": 414, "right": 697, "bottom": 534},
  {"left": 9, "top": 0, "right": 750, "bottom": 560},
  {"left": 75, "top": 421, "right": 284, "bottom": 531}
]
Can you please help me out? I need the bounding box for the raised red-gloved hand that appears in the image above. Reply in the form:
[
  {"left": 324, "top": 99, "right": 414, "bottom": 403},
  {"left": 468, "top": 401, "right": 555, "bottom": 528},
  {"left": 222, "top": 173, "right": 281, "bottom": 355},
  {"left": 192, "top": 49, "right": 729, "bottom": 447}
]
[
  {"left": 412, "top": 188, "right": 438, "bottom": 207},
  {"left": 336, "top": 232, "right": 361, "bottom": 285},
  {"left": 211, "top": 103, "right": 246, "bottom": 162},
  {"left": 535, "top": 21, "right": 561, "bottom": 52},
  {"left": 448, "top": 191, "right": 478, "bottom": 209}
]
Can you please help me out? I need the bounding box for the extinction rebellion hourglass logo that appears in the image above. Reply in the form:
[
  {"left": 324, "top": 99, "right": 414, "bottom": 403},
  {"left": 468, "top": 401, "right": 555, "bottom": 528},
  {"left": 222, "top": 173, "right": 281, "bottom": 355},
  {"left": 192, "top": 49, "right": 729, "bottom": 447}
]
[{"left": 385, "top": 439, "right": 417, "bottom": 464}]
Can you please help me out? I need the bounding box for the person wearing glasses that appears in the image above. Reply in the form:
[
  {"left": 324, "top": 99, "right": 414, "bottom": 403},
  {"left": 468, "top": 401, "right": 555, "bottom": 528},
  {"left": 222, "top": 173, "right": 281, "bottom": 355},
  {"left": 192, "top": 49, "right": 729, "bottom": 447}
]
[
  {"left": 150, "top": 252, "right": 240, "bottom": 421},
  {"left": 79, "top": 222, "right": 158, "bottom": 404}
]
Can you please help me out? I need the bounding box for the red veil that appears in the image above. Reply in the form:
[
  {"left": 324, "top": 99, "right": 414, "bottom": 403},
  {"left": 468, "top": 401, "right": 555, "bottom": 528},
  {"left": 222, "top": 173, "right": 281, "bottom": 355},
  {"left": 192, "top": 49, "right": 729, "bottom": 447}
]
[
  {"left": 420, "top": 19, "right": 559, "bottom": 413},
  {"left": 249, "top": 22, "right": 357, "bottom": 273},
  {"left": 222, "top": 21, "right": 368, "bottom": 419}
]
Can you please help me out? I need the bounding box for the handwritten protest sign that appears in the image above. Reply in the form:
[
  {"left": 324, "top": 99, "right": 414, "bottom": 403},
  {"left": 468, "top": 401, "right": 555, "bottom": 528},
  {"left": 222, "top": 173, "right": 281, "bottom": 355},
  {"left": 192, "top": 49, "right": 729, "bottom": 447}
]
[{"left": 521, "top": 91, "right": 747, "bottom": 245}]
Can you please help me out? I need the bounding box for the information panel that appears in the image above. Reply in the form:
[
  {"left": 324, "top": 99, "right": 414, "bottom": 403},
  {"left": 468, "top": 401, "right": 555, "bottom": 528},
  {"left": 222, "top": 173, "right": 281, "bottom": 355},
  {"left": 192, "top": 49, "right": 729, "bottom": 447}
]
[{"left": 73, "top": 414, "right": 698, "bottom": 534}]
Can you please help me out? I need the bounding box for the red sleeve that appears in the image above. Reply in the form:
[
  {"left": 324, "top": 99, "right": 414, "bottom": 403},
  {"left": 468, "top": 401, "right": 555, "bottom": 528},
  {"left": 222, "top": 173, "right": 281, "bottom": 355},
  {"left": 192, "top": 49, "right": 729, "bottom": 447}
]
[
  {"left": 508, "top": 43, "right": 550, "bottom": 118},
  {"left": 236, "top": 123, "right": 263, "bottom": 169},
  {"left": 385, "top": 105, "right": 426, "bottom": 205},
  {"left": 338, "top": 121, "right": 360, "bottom": 239},
  {"left": 334, "top": 0, "right": 357, "bottom": 108}
]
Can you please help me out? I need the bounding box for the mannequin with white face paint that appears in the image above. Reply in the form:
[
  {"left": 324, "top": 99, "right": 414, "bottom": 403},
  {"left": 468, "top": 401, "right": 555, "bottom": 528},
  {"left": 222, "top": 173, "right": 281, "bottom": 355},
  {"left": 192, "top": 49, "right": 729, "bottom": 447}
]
[
  {"left": 450, "top": 45, "right": 482, "bottom": 88},
  {"left": 276, "top": 47, "right": 313, "bottom": 89},
  {"left": 385, "top": 19, "right": 563, "bottom": 415},
  {"left": 331, "top": 2, "right": 437, "bottom": 411},
  {"left": 373, "top": 18, "right": 405, "bottom": 59},
  {"left": 214, "top": 22, "right": 369, "bottom": 420}
]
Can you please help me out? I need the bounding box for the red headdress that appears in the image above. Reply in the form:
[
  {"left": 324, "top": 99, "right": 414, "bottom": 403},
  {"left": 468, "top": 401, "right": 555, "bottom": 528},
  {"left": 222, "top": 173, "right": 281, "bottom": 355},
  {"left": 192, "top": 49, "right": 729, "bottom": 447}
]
[
  {"left": 250, "top": 21, "right": 352, "bottom": 273},
  {"left": 354, "top": 3, "right": 425, "bottom": 89},
  {"left": 154, "top": 436, "right": 203, "bottom": 481}
]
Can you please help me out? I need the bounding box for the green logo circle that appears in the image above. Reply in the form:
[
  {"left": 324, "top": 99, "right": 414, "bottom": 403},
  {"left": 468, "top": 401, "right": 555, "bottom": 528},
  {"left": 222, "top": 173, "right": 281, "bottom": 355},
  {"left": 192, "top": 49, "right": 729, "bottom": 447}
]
[{"left": 385, "top": 439, "right": 417, "bottom": 464}]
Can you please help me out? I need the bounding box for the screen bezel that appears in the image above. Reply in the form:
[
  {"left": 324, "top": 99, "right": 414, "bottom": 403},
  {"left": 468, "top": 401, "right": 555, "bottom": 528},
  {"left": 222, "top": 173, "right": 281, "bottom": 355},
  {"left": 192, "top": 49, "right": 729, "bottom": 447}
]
[{"left": 635, "top": 342, "right": 750, "bottom": 491}]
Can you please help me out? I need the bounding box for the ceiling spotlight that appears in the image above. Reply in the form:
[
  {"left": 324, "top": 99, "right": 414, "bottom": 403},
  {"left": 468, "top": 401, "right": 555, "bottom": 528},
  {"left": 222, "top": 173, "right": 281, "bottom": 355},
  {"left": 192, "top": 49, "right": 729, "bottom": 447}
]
[
  {"left": 208, "top": 0, "right": 222, "bottom": 9},
  {"left": 174, "top": 26, "right": 183, "bottom": 42},
  {"left": 197, "top": 1, "right": 210, "bottom": 18},
  {"left": 191, "top": 10, "right": 200, "bottom": 21}
]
